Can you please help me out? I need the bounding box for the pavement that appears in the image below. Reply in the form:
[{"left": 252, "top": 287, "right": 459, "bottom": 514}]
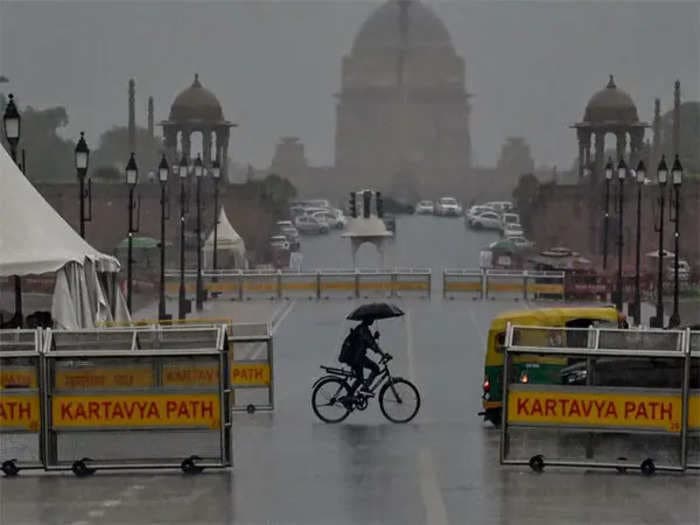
[{"left": 2, "top": 216, "right": 699, "bottom": 524}]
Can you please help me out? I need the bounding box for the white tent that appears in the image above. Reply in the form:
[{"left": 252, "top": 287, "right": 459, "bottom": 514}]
[
  {"left": 0, "top": 146, "right": 128, "bottom": 328},
  {"left": 203, "top": 207, "right": 247, "bottom": 269}
]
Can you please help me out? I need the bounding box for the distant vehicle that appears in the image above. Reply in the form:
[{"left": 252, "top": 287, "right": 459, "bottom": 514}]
[
  {"left": 504, "top": 223, "right": 524, "bottom": 238},
  {"left": 435, "top": 197, "right": 463, "bottom": 217},
  {"left": 466, "top": 205, "right": 496, "bottom": 222},
  {"left": 269, "top": 235, "right": 290, "bottom": 251},
  {"left": 295, "top": 214, "right": 329, "bottom": 234},
  {"left": 306, "top": 199, "right": 332, "bottom": 209},
  {"left": 484, "top": 201, "right": 514, "bottom": 214},
  {"left": 278, "top": 224, "right": 300, "bottom": 251},
  {"left": 312, "top": 210, "right": 342, "bottom": 229},
  {"left": 383, "top": 214, "right": 396, "bottom": 233},
  {"left": 508, "top": 236, "right": 534, "bottom": 249},
  {"left": 289, "top": 205, "right": 307, "bottom": 218},
  {"left": 666, "top": 260, "right": 691, "bottom": 281},
  {"left": 415, "top": 200, "right": 435, "bottom": 215},
  {"left": 499, "top": 212, "right": 520, "bottom": 231},
  {"left": 470, "top": 211, "right": 502, "bottom": 230}
]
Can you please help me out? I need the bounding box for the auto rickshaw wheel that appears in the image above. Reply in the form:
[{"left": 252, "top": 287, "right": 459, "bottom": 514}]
[
  {"left": 1, "top": 459, "right": 19, "bottom": 477},
  {"left": 640, "top": 458, "right": 656, "bottom": 476}
]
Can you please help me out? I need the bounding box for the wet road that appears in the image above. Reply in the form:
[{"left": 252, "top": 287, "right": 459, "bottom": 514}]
[{"left": 2, "top": 215, "right": 699, "bottom": 525}]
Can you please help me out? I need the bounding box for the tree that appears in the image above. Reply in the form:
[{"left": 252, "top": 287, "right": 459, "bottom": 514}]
[
  {"left": 0, "top": 94, "right": 75, "bottom": 182},
  {"left": 92, "top": 126, "right": 162, "bottom": 179}
]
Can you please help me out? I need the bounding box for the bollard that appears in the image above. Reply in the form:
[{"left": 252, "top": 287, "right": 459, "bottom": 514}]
[{"left": 316, "top": 272, "right": 321, "bottom": 300}]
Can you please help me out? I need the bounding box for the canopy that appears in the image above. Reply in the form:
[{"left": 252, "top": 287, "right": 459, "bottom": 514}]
[
  {"left": 203, "top": 207, "right": 247, "bottom": 269},
  {"left": 0, "top": 146, "right": 118, "bottom": 276}
]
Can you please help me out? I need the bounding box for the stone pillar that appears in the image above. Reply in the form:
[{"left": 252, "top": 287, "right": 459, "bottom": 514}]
[
  {"left": 128, "top": 78, "right": 136, "bottom": 154},
  {"left": 594, "top": 131, "right": 605, "bottom": 181},
  {"left": 203, "top": 130, "right": 212, "bottom": 167},
  {"left": 217, "top": 127, "right": 230, "bottom": 179},
  {"left": 181, "top": 130, "right": 191, "bottom": 161},
  {"left": 163, "top": 125, "right": 178, "bottom": 165},
  {"left": 616, "top": 131, "right": 627, "bottom": 161},
  {"left": 630, "top": 129, "right": 645, "bottom": 167},
  {"left": 673, "top": 80, "right": 681, "bottom": 158},
  {"left": 652, "top": 98, "right": 661, "bottom": 170},
  {"left": 147, "top": 96, "right": 154, "bottom": 138}
]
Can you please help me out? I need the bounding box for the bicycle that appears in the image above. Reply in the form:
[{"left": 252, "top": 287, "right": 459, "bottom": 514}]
[{"left": 311, "top": 353, "right": 421, "bottom": 423}]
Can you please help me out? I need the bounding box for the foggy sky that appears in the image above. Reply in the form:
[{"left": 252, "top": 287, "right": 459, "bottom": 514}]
[{"left": 1, "top": 1, "right": 698, "bottom": 170}]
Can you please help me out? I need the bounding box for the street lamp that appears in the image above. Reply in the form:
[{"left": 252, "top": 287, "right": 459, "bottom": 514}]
[
  {"left": 74, "top": 132, "right": 91, "bottom": 238},
  {"left": 3, "top": 93, "right": 22, "bottom": 326},
  {"left": 669, "top": 155, "right": 684, "bottom": 327},
  {"left": 632, "top": 160, "right": 645, "bottom": 324},
  {"left": 194, "top": 154, "right": 205, "bottom": 310},
  {"left": 178, "top": 154, "right": 189, "bottom": 320},
  {"left": 615, "top": 158, "right": 626, "bottom": 312},
  {"left": 652, "top": 156, "right": 668, "bottom": 328},
  {"left": 603, "top": 158, "right": 613, "bottom": 271},
  {"left": 158, "top": 154, "right": 170, "bottom": 321},
  {"left": 125, "top": 153, "right": 139, "bottom": 312},
  {"left": 211, "top": 158, "right": 221, "bottom": 280}
]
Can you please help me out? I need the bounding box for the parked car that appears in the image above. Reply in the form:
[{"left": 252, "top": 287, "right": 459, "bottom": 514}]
[
  {"left": 484, "top": 201, "right": 514, "bottom": 213},
  {"left": 312, "top": 210, "right": 342, "bottom": 229},
  {"left": 470, "top": 210, "right": 502, "bottom": 230},
  {"left": 508, "top": 236, "right": 534, "bottom": 249},
  {"left": 435, "top": 197, "right": 463, "bottom": 217},
  {"left": 499, "top": 212, "right": 521, "bottom": 231},
  {"left": 504, "top": 222, "right": 524, "bottom": 238},
  {"left": 666, "top": 260, "right": 691, "bottom": 281},
  {"left": 269, "top": 235, "right": 290, "bottom": 251},
  {"left": 415, "top": 200, "right": 435, "bottom": 215},
  {"left": 278, "top": 224, "right": 300, "bottom": 251},
  {"left": 466, "top": 205, "right": 496, "bottom": 224},
  {"left": 294, "top": 214, "right": 329, "bottom": 234}
]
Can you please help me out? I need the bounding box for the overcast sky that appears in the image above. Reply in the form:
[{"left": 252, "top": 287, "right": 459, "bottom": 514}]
[{"left": 1, "top": 1, "right": 698, "bottom": 169}]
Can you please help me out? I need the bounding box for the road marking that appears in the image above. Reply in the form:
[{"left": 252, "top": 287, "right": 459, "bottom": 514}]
[
  {"left": 271, "top": 300, "right": 296, "bottom": 334},
  {"left": 418, "top": 449, "right": 449, "bottom": 525}
]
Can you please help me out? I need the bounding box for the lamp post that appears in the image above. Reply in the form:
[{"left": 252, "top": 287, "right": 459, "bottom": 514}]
[
  {"left": 615, "top": 158, "right": 626, "bottom": 312},
  {"left": 603, "top": 159, "right": 613, "bottom": 271},
  {"left": 3, "top": 93, "right": 23, "bottom": 325},
  {"left": 669, "top": 155, "right": 684, "bottom": 327},
  {"left": 74, "top": 132, "right": 91, "bottom": 238},
  {"left": 632, "top": 160, "right": 645, "bottom": 324},
  {"left": 125, "top": 153, "right": 139, "bottom": 312},
  {"left": 652, "top": 156, "right": 668, "bottom": 328},
  {"left": 178, "top": 154, "right": 189, "bottom": 320},
  {"left": 157, "top": 154, "right": 170, "bottom": 321},
  {"left": 194, "top": 154, "right": 205, "bottom": 310},
  {"left": 211, "top": 158, "right": 221, "bottom": 278}
]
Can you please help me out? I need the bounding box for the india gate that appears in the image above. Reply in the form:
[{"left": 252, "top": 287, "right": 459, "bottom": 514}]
[{"left": 334, "top": 0, "right": 472, "bottom": 199}]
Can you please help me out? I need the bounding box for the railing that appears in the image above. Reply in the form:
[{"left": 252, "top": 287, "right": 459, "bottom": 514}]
[{"left": 443, "top": 269, "right": 566, "bottom": 301}]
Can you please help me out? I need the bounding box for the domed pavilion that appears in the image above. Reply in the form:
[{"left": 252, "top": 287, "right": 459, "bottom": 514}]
[
  {"left": 334, "top": 0, "right": 471, "bottom": 197},
  {"left": 573, "top": 75, "right": 648, "bottom": 183},
  {"left": 162, "top": 74, "right": 235, "bottom": 177}
]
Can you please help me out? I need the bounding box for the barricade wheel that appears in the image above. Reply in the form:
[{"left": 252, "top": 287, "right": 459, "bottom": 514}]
[
  {"left": 640, "top": 458, "right": 656, "bottom": 476},
  {"left": 528, "top": 455, "right": 544, "bottom": 473},
  {"left": 72, "top": 458, "right": 96, "bottom": 477},
  {"left": 181, "top": 456, "right": 204, "bottom": 475},
  {"left": 616, "top": 457, "right": 628, "bottom": 473},
  {"left": 246, "top": 404, "right": 256, "bottom": 414},
  {"left": 1, "top": 459, "right": 19, "bottom": 477}
]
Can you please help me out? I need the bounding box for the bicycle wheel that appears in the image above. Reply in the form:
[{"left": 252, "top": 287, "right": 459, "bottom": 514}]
[
  {"left": 379, "top": 378, "right": 421, "bottom": 423},
  {"left": 312, "top": 376, "right": 353, "bottom": 423}
]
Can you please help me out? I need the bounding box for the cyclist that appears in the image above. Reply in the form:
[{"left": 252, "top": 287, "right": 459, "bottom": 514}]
[{"left": 340, "top": 319, "right": 387, "bottom": 397}]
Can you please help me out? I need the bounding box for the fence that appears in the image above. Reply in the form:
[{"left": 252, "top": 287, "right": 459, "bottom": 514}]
[
  {"left": 0, "top": 325, "right": 231, "bottom": 477},
  {"left": 0, "top": 330, "right": 43, "bottom": 476},
  {"left": 501, "top": 324, "right": 699, "bottom": 475},
  {"left": 164, "top": 268, "right": 432, "bottom": 301},
  {"left": 443, "top": 269, "right": 565, "bottom": 301}
]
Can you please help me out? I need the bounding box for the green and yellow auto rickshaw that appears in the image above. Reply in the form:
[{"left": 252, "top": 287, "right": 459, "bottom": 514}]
[{"left": 480, "top": 306, "right": 620, "bottom": 426}]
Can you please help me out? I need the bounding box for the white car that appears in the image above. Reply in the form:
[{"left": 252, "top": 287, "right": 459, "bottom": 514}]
[
  {"left": 508, "top": 236, "right": 534, "bottom": 249},
  {"left": 466, "top": 205, "right": 496, "bottom": 225},
  {"left": 499, "top": 212, "right": 521, "bottom": 231},
  {"left": 312, "top": 210, "right": 342, "bottom": 229},
  {"left": 269, "top": 235, "right": 290, "bottom": 251},
  {"left": 470, "top": 210, "right": 502, "bottom": 230},
  {"left": 435, "top": 197, "right": 463, "bottom": 217},
  {"left": 484, "top": 201, "right": 514, "bottom": 213},
  {"left": 294, "top": 215, "right": 329, "bottom": 234},
  {"left": 504, "top": 223, "right": 525, "bottom": 238},
  {"left": 415, "top": 200, "right": 435, "bottom": 215}
]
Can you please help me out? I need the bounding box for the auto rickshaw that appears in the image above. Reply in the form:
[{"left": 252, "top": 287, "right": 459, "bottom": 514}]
[{"left": 479, "top": 306, "right": 620, "bottom": 426}]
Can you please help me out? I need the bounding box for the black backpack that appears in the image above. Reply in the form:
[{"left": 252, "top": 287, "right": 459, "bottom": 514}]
[{"left": 338, "top": 328, "right": 360, "bottom": 365}]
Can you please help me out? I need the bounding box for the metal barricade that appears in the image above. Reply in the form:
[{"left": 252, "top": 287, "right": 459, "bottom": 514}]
[
  {"left": 240, "top": 270, "right": 278, "bottom": 300},
  {"left": 392, "top": 268, "right": 431, "bottom": 299},
  {"left": 356, "top": 270, "right": 393, "bottom": 299},
  {"left": 485, "top": 270, "right": 526, "bottom": 300},
  {"left": 164, "top": 269, "right": 197, "bottom": 297},
  {"left": 204, "top": 270, "right": 242, "bottom": 300},
  {"left": 501, "top": 324, "right": 689, "bottom": 474},
  {"left": 0, "top": 329, "right": 43, "bottom": 476},
  {"left": 687, "top": 329, "right": 700, "bottom": 470},
  {"left": 443, "top": 269, "right": 483, "bottom": 300},
  {"left": 229, "top": 323, "right": 273, "bottom": 412},
  {"left": 41, "top": 326, "right": 231, "bottom": 475},
  {"left": 279, "top": 272, "right": 318, "bottom": 300},
  {"left": 318, "top": 269, "right": 357, "bottom": 300},
  {"left": 525, "top": 271, "right": 566, "bottom": 301}
]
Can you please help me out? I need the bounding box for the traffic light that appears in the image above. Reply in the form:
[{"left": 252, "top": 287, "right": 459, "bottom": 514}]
[
  {"left": 376, "top": 191, "right": 383, "bottom": 218},
  {"left": 349, "top": 192, "right": 357, "bottom": 218},
  {"left": 363, "top": 190, "right": 371, "bottom": 218}
]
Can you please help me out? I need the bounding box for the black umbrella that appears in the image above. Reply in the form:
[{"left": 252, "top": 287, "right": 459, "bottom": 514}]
[{"left": 346, "top": 303, "right": 405, "bottom": 322}]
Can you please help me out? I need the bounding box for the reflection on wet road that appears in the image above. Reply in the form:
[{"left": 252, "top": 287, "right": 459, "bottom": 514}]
[{"left": 2, "top": 216, "right": 699, "bottom": 525}]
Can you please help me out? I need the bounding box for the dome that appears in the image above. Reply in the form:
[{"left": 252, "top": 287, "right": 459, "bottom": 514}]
[
  {"left": 351, "top": 0, "right": 454, "bottom": 53},
  {"left": 583, "top": 76, "right": 639, "bottom": 123},
  {"left": 169, "top": 74, "right": 224, "bottom": 122}
]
